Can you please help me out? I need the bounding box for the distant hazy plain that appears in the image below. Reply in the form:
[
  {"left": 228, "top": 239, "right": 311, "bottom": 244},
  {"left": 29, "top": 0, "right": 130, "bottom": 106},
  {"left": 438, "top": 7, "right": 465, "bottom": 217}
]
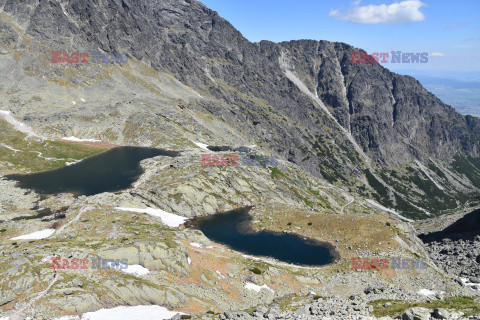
[{"left": 398, "top": 70, "right": 480, "bottom": 118}]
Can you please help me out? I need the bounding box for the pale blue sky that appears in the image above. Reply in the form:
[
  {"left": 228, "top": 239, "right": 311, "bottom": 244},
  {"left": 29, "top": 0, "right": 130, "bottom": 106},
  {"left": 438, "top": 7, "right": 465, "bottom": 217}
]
[{"left": 199, "top": 0, "right": 480, "bottom": 73}]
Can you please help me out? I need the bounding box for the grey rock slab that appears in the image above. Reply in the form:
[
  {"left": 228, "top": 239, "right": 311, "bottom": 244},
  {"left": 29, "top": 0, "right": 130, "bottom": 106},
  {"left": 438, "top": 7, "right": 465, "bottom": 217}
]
[
  {"left": 433, "top": 308, "right": 449, "bottom": 320},
  {"left": 402, "top": 307, "right": 432, "bottom": 320}
]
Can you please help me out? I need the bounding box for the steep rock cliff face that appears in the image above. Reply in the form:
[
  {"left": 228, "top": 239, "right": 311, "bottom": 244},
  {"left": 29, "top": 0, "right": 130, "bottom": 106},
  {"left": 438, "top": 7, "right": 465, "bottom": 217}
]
[
  {"left": 279, "top": 40, "right": 480, "bottom": 164},
  {"left": 1, "top": 0, "right": 480, "bottom": 217}
]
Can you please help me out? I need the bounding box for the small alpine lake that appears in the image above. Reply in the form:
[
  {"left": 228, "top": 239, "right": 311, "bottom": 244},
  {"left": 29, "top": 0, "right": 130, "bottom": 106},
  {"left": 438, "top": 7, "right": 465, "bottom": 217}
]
[
  {"left": 6, "top": 146, "right": 178, "bottom": 196},
  {"left": 187, "top": 207, "right": 338, "bottom": 267}
]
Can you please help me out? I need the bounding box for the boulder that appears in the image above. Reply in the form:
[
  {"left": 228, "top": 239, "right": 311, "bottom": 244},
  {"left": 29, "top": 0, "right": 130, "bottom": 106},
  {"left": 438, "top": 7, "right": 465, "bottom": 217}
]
[
  {"left": 470, "top": 277, "right": 480, "bottom": 283},
  {"left": 433, "top": 308, "right": 449, "bottom": 319},
  {"left": 402, "top": 307, "right": 432, "bottom": 320}
]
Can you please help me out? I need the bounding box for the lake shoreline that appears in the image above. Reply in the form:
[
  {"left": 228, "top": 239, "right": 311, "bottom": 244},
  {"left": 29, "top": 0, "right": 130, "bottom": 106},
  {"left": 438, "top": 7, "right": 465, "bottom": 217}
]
[{"left": 186, "top": 206, "right": 340, "bottom": 268}]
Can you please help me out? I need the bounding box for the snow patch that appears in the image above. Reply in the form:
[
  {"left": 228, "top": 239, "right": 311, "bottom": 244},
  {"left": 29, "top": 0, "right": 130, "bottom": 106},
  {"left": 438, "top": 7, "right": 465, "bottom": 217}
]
[
  {"left": 0, "top": 110, "right": 45, "bottom": 139},
  {"left": 245, "top": 282, "right": 274, "bottom": 293},
  {"left": 80, "top": 305, "right": 183, "bottom": 320},
  {"left": 216, "top": 270, "right": 225, "bottom": 279},
  {"left": 115, "top": 207, "right": 187, "bottom": 228},
  {"left": 417, "top": 289, "right": 436, "bottom": 296},
  {"left": 190, "top": 242, "right": 213, "bottom": 249},
  {"left": 187, "top": 257, "right": 191, "bottom": 265},
  {"left": 122, "top": 265, "right": 150, "bottom": 276},
  {"left": 193, "top": 141, "right": 209, "bottom": 150},
  {"left": 72, "top": 101, "right": 76, "bottom": 105},
  {"left": 10, "top": 229, "right": 55, "bottom": 240},
  {"left": 62, "top": 136, "right": 101, "bottom": 143},
  {"left": 461, "top": 278, "right": 480, "bottom": 290},
  {"left": 102, "top": 261, "right": 150, "bottom": 276},
  {"left": 80, "top": 98, "right": 86, "bottom": 102}
]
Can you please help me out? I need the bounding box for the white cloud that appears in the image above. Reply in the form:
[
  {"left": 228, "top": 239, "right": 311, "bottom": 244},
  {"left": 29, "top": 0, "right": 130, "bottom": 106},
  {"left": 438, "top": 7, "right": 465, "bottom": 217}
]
[
  {"left": 329, "top": 0, "right": 427, "bottom": 24},
  {"left": 431, "top": 52, "right": 444, "bottom": 57}
]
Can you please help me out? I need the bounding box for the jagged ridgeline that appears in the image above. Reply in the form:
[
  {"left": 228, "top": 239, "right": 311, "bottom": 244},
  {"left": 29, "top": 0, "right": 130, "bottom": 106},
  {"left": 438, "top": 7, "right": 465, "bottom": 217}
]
[{"left": 1, "top": 0, "right": 480, "bottom": 218}]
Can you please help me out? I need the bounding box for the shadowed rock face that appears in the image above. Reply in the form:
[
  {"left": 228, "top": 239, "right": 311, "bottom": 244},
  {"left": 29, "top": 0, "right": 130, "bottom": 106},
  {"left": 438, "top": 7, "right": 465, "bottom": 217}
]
[
  {"left": 2, "top": 0, "right": 480, "bottom": 217},
  {"left": 421, "top": 209, "right": 480, "bottom": 242},
  {"left": 272, "top": 40, "right": 480, "bottom": 165},
  {"left": 421, "top": 209, "right": 480, "bottom": 281}
]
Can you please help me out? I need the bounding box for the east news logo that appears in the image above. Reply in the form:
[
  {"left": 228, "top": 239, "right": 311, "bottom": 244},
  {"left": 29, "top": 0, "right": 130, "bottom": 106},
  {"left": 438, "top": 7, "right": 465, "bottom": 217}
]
[
  {"left": 351, "top": 51, "right": 428, "bottom": 64},
  {"left": 51, "top": 257, "right": 128, "bottom": 270}
]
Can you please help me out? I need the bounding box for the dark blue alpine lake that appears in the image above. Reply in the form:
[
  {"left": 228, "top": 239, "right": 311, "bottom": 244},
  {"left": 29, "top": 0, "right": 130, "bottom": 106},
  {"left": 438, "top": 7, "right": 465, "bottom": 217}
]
[
  {"left": 6, "top": 146, "right": 178, "bottom": 196},
  {"left": 189, "top": 207, "right": 338, "bottom": 267}
]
